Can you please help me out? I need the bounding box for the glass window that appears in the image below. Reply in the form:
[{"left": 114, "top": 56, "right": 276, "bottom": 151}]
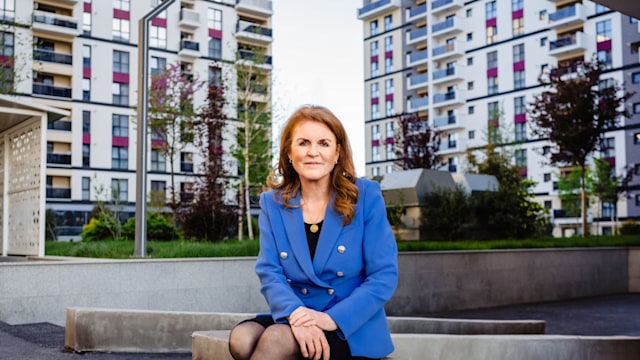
[
  {"left": 511, "top": 0, "right": 523, "bottom": 11},
  {"left": 544, "top": 173, "right": 551, "bottom": 182},
  {"left": 596, "top": 20, "right": 612, "bottom": 42},
  {"left": 514, "top": 70, "right": 525, "bottom": 89},
  {"left": 113, "top": 50, "right": 129, "bottom": 74},
  {"left": 486, "top": 25, "right": 497, "bottom": 44},
  {"left": 371, "top": 124, "right": 380, "bottom": 140},
  {"left": 515, "top": 149, "right": 527, "bottom": 167},
  {"left": 371, "top": 82, "right": 379, "bottom": 98},
  {"left": 513, "top": 44, "right": 524, "bottom": 63},
  {"left": 515, "top": 122, "right": 526, "bottom": 141},
  {"left": 82, "top": 177, "right": 90, "bottom": 200},
  {"left": 385, "top": 56, "right": 393, "bottom": 73},
  {"left": 112, "top": 114, "right": 128, "bottom": 137},
  {"left": 539, "top": 10, "right": 546, "bottom": 20},
  {"left": 487, "top": 51, "right": 498, "bottom": 68},
  {"left": 371, "top": 103, "right": 379, "bottom": 119},
  {"left": 467, "top": 33, "right": 473, "bottom": 41},
  {"left": 386, "top": 100, "right": 394, "bottom": 116},
  {"left": 632, "top": 72, "right": 640, "bottom": 84},
  {"left": 371, "top": 61, "right": 379, "bottom": 77},
  {"left": 634, "top": 132, "right": 640, "bottom": 144},
  {"left": 602, "top": 137, "right": 615, "bottom": 158},
  {"left": 82, "top": 111, "right": 91, "bottom": 133},
  {"left": 83, "top": 11, "right": 91, "bottom": 35},
  {"left": 113, "top": 0, "right": 130, "bottom": 11},
  {"left": 370, "top": 20, "right": 378, "bottom": 36},
  {"left": 488, "top": 76, "right": 498, "bottom": 94},
  {"left": 466, "top": 9, "right": 472, "bottom": 17},
  {"left": 370, "top": 41, "right": 378, "bottom": 57},
  {"left": 468, "top": 130, "right": 475, "bottom": 139},
  {"left": 386, "top": 121, "right": 394, "bottom": 138},
  {"left": 82, "top": 78, "right": 90, "bottom": 101},
  {"left": 634, "top": 103, "right": 640, "bottom": 114},
  {"left": 82, "top": 45, "right": 91, "bottom": 68},
  {"left": 0, "top": 31, "right": 14, "bottom": 56},
  {"left": 512, "top": 17, "right": 524, "bottom": 36},
  {"left": 488, "top": 101, "right": 499, "bottom": 120},
  {"left": 384, "top": 15, "right": 392, "bottom": 31},
  {"left": 597, "top": 49, "right": 612, "bottom": 68},
  {"left": 485, "top": 1, "right": 496, "bottom": 19},
  {"left": 112, "top": 18, "right": 130, "bottom": 42},
  {"left": 468, "top": 106, "right": 474, "bottom": 114},
  {"left": 111, "top": 178, "right": 128, "bottom": 202},
  {"left": 208, "top": 8, "right": 222, "bottom": 30},
  {"left": 208, "top": 38, "right": 221, "bottom": 58},
  {"left": 181, "top": 152, "right": 193, "bottom": 172},
  {"left": 595, "top": 4, "right": 610, "bottom": 14},
  {"left": 514, "top": 96, "right": 525, "bottom": 114},
  {"left": 150, "top": 56, "right": 166, "bottom": 75},
  {"left": 111, "top": 146, "right": 128, "bottom": 169},
  {"left": 0, "top": 0, "right": 15, "bottom": 22},
  {"left": 112, "top": 83, "right": 129, "bottom": 105},
  {"left": 385, "top": 79, "right": 393, "bottom": 95},
  {"left": 372, "top": 145, "right": 380, "bottom": 162},
  {"left": 540, "top": 37, "right": 547, "bottom": 47},
  {"left": 151, "top": 149, "right": 166, "bottom": 172},
  {"left": 467, "top": 57, "right": 473, "bottom": 66},
  {"left": 150, "top": 25, "right": 167, "bottom": 48},
  {"left": 384, "top": 36, "right": 393, "bottom": 52},
  {"left": 82, "top": 144, "right": 90, "bottom": 167},
  {"left": 208, "top": 65, "right": 222, "bottom": 87}
]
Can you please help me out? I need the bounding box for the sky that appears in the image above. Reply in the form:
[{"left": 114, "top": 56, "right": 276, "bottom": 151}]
[{"left": 271, "top": 0, "right": 366, "bottom": 176}]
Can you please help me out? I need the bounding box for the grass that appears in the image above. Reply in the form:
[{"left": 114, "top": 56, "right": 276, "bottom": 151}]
[{"left": 44, "top": 235, "right": 640, "bottom": 259}]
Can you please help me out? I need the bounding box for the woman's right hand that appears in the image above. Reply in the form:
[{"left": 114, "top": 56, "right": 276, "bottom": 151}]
[{"left": 290, "top": 324, "right": 330, "bottom": 360}]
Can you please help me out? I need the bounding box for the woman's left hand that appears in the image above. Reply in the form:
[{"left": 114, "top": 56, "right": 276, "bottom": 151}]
[{"left": 289, "top": 306, "right": 338, "bottom": 331}]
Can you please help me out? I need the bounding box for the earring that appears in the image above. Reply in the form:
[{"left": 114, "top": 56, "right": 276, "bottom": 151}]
[
  {"left": 289, "top": 158, "right": 292, "bottom": 163},
  {"left": 335, "top": 160, "right": 338, "bottom": 165}
]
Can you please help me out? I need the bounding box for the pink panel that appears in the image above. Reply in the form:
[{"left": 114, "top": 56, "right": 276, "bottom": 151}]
[
  {"left": 385, "top": 137, "right": 394, "bottom": 144},
  {"left": 151, "top": 139, "right": 166, "bottom": 149},
  {"left": 370, "top": 55, "right": 378, "bottom": 63},
  {"left": 385, "top": 51, "right": 393, "bottom": 59},
  {"left": 209, "top": 29, "right": 222, "bottom": 39},
  {"left": 151, "top": 17, "right": 166, "bottom": 27},
  {"left": 512, "top": 9, "right": 523, "bottom": 19},
  {"left": 83, "top": 134, "right": 90, "bottom": 144},
  {"left": 514, "top": 113, "right": 526, "bottom": 123},
  {"left": 371, "top": 97, "right": 379, "bottom": 105},
  {"left": 513, "top": 61, "right": 525, "bottom": 71},
  {"left": 83, "top": 68, "right": 91, "bottom": 78},
  {"left": 487, "top": 67, "right": 498, "bottom": 77},
  {"left": 113, "top": 9, "right": 130, "bottom": 20},
  {"left": 385, "top": 94, "right": 394, "bottom": 101},
  {"left": 520, "top": 167, "right": 528, "bottom": 177},
  {"left": 371, "top": 140, "right": 380, "bottom": 147},
  {"left": 597, "top": 40, "right": 612, "bottom": 51},
  {"left": 112, "top": 136, "right": 129, "bottom": 147},
  {"left": 84, "top": 2, "right": 91, "bottom": 12},
  {"left": 486, "top": 18, "right": 496, "bottom": 27},
  {"left": 113, "top": 72, "right": 129, "bottom": 83}
]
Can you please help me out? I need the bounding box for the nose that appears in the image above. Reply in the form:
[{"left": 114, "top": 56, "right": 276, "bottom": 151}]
[{"left": 307, "top": 144, "right": 320, "bottom": 156}]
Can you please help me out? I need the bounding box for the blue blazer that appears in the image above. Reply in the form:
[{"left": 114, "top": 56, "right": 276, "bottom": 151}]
[{"left": 255, "top": 178, "right": 398, "bottom": 358}]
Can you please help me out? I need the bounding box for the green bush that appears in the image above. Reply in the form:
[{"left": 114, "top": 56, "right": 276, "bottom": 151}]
[
  {"left": 619, "top": 220, "right": 640, "bottom": 235},
  {"left": 81, "top": 217, "right": 112, "bottom": 241},
  {"left": 121, "top": 212, "right": 180, "bottom": 241}
]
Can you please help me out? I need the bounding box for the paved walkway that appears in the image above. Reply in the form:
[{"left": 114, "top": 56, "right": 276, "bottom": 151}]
[{"left": 1, "top": 293, "right": 639, "bottom": 359}]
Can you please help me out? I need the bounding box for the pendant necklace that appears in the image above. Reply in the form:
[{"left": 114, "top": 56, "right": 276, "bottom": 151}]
[{"left": 305, "top": 197, "right": 329, "bottom": 234}]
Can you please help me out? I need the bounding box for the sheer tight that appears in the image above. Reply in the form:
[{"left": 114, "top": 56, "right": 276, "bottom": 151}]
[{"left": 229, "top": 321, "right": 300, "bottom": 360}]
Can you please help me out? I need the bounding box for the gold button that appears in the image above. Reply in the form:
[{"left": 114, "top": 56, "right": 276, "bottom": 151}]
[
  {"left": 301, "top": 288, "right": 308, "bottom": 295},
  {"left": 280, "top": 252, "right": 288, "bottom": 259},
  {"left": 336, "top": 272, "right": 344, "bottom": 277},
  {"left": 327, "top": 288, "right": 335, "bottom": 295},
  {"left": 337, "top": 245, "right": 346, "bottom": 253}
]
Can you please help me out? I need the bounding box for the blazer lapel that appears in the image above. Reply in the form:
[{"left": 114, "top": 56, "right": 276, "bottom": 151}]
[
  {"left": 313, "top": 196, "right": 344, "bottom": 274},
  {"left": 278, "top": 193, "right": 328, "bottom": 287}
]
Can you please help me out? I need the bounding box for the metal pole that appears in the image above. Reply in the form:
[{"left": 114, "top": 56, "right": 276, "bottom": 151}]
[{"left": 135, "top": 0, "right": 176, "bottom": 257}]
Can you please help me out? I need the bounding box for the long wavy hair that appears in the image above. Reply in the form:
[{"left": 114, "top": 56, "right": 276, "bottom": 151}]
[{"left": 267, "top": 105, "right": 359, "bottom": 225}]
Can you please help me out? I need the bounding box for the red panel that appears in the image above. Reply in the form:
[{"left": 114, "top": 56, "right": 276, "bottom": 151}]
[
  {"left": 151, "top": 139, "right": 166, "bottom": 149},
  {"left": 112, "top": 136, "right": 129, "bottom": 147},
  {"left": 83, "top": 68, "right": 91, "bottom": 78},
  {"left": 514, "top": 113, "right": 526, "bottom": 123},
  {"left": 371, "top": 97, "right": 379, "bottom": 105},
  {"left": 83, "top": 134, "right": 90, "bottom": 144},
  {"left": 513, "top": 61, "right": 525, "bottom": 71},
  {"left": 371, "top": 140, "right": 380, "bottom": 147},
  {"left": 385, "top": 137, "right": 394, "bottom": 145},
  {"left": 597, "top": 40, "right": 612, "bottom": 51},
  {"left": 113, "top": 9, "right": 130, "bottom": 20},
  {"left": 209, "top": 29, "right": 222, "bottom": 39},
  {"left": 84, "top": 2, "right": 92, "bottom": 12},
  {"left": 151, "top": 17, "right": 166, "bottom": 27},
  {"left": 512, "top": 9, "right": 523, "bottom": 19},
  {"left": 385, "top": 94, "right": 394, "bottom": 101},
  {"left": 385, "top": 51, "right": 393, "bottom": 59},
  {"left": 487, "top": 67, "right": 498, "bottom": 77},
  {"left": 370, "top": 55, "right": 378, "bottom": 63},
  {"left": 113, "top": 72, "right": 129, "bottom": 83},
  {"left": 486, "top": 18, "right": 496, "bottom": 27}
]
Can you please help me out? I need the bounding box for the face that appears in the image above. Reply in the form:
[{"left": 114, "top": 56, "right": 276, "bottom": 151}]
[{"left": 289, "top": 120, "right": 339, "bottom": 186}]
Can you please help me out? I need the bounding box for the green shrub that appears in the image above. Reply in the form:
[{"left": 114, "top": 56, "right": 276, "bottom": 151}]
[
  {"left": 121, "top": 212, "right": 180, "bottom": 241},
  {"left": 619, "top": 220, "right": 640, "bottom": 235},
  {"left": 81, "top": 217, "right": 112, "bottom": 241}
]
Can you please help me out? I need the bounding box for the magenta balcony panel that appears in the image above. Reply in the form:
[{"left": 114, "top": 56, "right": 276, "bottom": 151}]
[
  {"left": 514, "top": 113, "right": 526, "bottom": 124},
  {"left": 113, "top": 72, "right": 129, "bottom": 83},
  {"left": 112, "top": 136, "right": 129, "bottom": 147},
  {"left": 209, "top": 28, "right": 222, "bottom": 39},
  {"left": 487, "top": 67, "right": 498, "bottom": 77},
  {"left": 597, "top": 40, "right": 612, "bottom": 51},
  {"left": 83, "top": 134, "right": 90, "bottom": 144},
  {"left": 152, "top": 17, "right": 167, "bottom": 27},
  {"left": 113, "top": 9, "right": 130, "bottom": 20},
  {"left": 512, "top": 9, "right": 523, "bottom": 19},
  {"left": 513, "top": 61, "right": 525, "bottom": 71}
]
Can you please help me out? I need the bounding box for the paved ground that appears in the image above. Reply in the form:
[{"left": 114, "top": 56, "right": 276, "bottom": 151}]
[{"left": 1, "top": 293, "right": 639, "bottom": 359}]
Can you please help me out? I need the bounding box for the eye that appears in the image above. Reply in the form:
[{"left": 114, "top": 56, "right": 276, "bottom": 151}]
[
  {"left": 297, "top": 139, "right": 308, "bottom": 146},
  {"left": 319, "top": 140, "right": 330, "bottom": 147}
]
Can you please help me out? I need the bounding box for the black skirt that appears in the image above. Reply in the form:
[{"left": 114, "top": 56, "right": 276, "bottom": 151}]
[{"left": 241, "top": 315, "right": 378, "bottom": 360}]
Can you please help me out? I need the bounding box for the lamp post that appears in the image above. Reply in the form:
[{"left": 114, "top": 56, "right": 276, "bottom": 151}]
[{"left": 135, "top": 0, "right": 176, "bottom": 257}]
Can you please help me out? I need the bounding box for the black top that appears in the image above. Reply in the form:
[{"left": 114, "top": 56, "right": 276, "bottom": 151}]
[{"left": 304, "top": 220, "right": 323, "bottom": 260}]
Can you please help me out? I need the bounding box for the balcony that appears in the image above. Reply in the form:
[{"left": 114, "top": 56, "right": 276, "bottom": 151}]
[
  {"left": 47, "top": 120, "right": 72, "bottom": 131},
  {"left": 33, "top": 83, "right": 72, "bottom": 99},
  {"left": 431, "top": 16, "right": 462, "bottom": 38},
  {"left": 46, "top": 187, "right": 71, "bottom": 199},
  {"left": 179, "top": 8, "right": 200, "bottom": 30},
  {"left": 431, "top": 0, "right": 463, "bottom": 15},
  {"left": 357, "top": 0, "right": 401, "bottom": 20},
  {"left": 33, "top": 49, "right": 72, "bottom": 65},
  {"left": 549, "top": 31, "right": 586, "bottom": 56},
  {"left": 406, "top": 3, "right": 427, "bottom": 23},
  {"left": 236, "top": 20, "right": 273, "bottom": 44},
  {"left": 47, "top": 153, "right": 71, "bottom": 165},
  {"left": 407, "top": 72, "right": 428, "bottom": 90},
  {"left": 433, "top": 115, "right": 463, "bottom": 130},
  {"left": 238, "top": 49, "right": 273, "bottom": 67},
  {"left": 432, "top": 67, "right": 463, "bottom": 85},
  {"left": 431, "top": 42, "right": 463, "bottom": 61},
  {"left": 32, "top": 10, "right": 80, "bottom": 38},
  {"left": 439, "top": 140, "right": 458, "bottom": 153},
  {"left": 549, "top": 3, "right": 586, "bottom": 29},
  {"left": 406, "top": 26, "right": 427, "bottom": 45},
  {"left": 408, "top": 96, "right": 429, "bottom": 112},
  {"left": 406, "top": 49, "right": 428, "bottom": 67},
  {"left": 178, "top": 39, "right": 200, "bottom": 59},
  {"left": 236, "top": 0, "right": 273, "bottom": 17},
  {"left": 432, "top": 90, "right": 464, "bottom": 108}
]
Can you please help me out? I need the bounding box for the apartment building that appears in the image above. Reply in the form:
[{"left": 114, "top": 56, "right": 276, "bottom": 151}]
[
  {"left": 358, "top": 0, "right": 640, "bottom": 236},
  {"left": 0, "top": 0, "right": 272, "bottom": 237}
]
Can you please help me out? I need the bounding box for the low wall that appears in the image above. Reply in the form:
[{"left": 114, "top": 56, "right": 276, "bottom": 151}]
[{"left": 0, "top": 248, "right": 632, "bottom": 326}]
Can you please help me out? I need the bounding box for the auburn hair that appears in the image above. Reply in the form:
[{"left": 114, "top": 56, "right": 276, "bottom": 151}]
[{"left": 266, "top": 105, "right": 358, "bottom": 225}]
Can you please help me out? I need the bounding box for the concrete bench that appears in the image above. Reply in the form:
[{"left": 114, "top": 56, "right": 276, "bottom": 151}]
[{"left": 192, "top": 330, "right": 233, "bottom": 360}]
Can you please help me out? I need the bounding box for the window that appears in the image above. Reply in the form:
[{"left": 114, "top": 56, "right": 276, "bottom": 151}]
[
  {"left": 112, "top": 83, "right": 129, "bottom": 105},
  {"left": 208, "top": 8, "right": 222, "bottom": 30},
  {"left": 634, "top": 103, "right": 640, "bottom": 114},
  {"left": 150, "top": 25, "right": 167, "bottom": 48},
  {"left": 150, "top": 56, "right": 166, "bottom": 75},
  {"left": 370, "top": 41, "right": 378, "bottom": 57},
  {"left": 485, "top": 1, "right": 496, "bottom": 19},
  {"left": 632, "top": 72, "right": 640, "bottom": 84},
  {"left": 512, "top": 17, "right": 524, "bottom": 36},
  {"left": 511, "top": 0, "right": 523, "bottom": 11},
  {"left": 514, "top": 96, "right": 525, "bottom": 115},
  {"left": 634, "top": 132, "right": 640, "bottom": 144},
  {"left": 208, "top": 38, "right": 221, "bottom": 58},
  {"left": 448, "top": 157, "right": 457, "bottom": 172},
  {"left": 0, "top": 0, "right": 15, "bottom": 21},
  {"left": 385, "top": 79, "right": 393, "bottom": 95},
  {"left": 80, "top": 78, "right": 90, "bottom": 100},
  {"left": 543, "top": 173, "right": 551, "bottom": 182},
  {"left": 467, "top": 81, "right": 474, "bottom": 90},
  {"left": 539, "top": 10, "right": 546, "bottom": 20},
  {"left": 597, "top": 49, "right": 612, "bottom": 68},
  {"left": 386, "top": 100, "right": 394, "bottom": 116},
  {"left": 372, "top": 167, "right": 380, "bottom": 178},
  {"left": 384, "top": 36, "right": 393, "bottom": 52},
  {"left": 372, "top": 145, "right": 380, "bottom": 162},
  {"left": 112, "top": 146, "right": 128, "bottom": 169},
  {"left": 82, "top": 177, "right": 90, "bottom": 200},
  {"left": 488, "top": 76, "right": 498, "bottom": 94},
  {"left": 371, "top": 103, "right": 380, "bottom": 119},
  {"left": 150, "top": 181, "right": 166, "bottom": 204},
  {"left": 596, "top": 20, "right": 612, "bottom": 42},
  {"left": 113, "top": 50, "right": 129, "bottom": 74},
  {"left": 595, "top": 4, "right": 610, "bottom": 14},
  {"left": 83, "top": 10, "right": 91, "bottom": 35},
  {"left": 515, "top": 149, "right": 527, "bottom": 167},
  {"left": 466, "top": 9, "right": 472, "bottom": 17},
  {"left": 514, "top": 70, "right": 525, "bottom": 89},
  {"left": 181, "top": 152, "right": 193, "bottom": 172},
  {"left": 111, "top": 179, "right": 128, "bottom": 202},
  {"left": 467, "top": 57, "right": 473, "bottom": 66},
  {"left": 544, "top": 200, "right": 552, "bottom": 209},
  {"left": 515, "top": 122, "right": 526, "bottom": 141},
  {"left": 468, "top": 130, "right": 475, "bottom": 139},
  {"left": 0, "top": 31, "right": 13, "bottom": 57},
  {"left": 488, "top": 101, "right": 499, "bottom": 120},
  {"left": 371, "top": 82, "right": 379, "bottom": 99},
  {"left": 372, "top": 124, "right": 380, "bottom": 141},
  {"left": 467, "top": 33, "right": 473, "bottom": 41},
  {"left": 513, "top": 44, "right": 524, "bottom": 63},
  {"left": 112, "top": 18, "right": 130, "bottom": 42},
  {"left": 384, "top": 15, "right": 392, "bottom": 31},
  {"left": 114, "top": 0, "right": 130, "bottom": 11},
  {"left": 208, "top": 66, "right": 222, "bottom": 88},
  {"left": 541, "top": 64, "right": 549, "bottom": 75},
  {"left": 385, "top": 57, "right": 393, "bottom": 73},
  {"left": 602, "top": 202, "right": 616, "bottom": 219},
  {"left": 540, "top": 37, "right": 547, "bottom": 47},
  {"left": 636, "top": 194, "right": 640, "bottom": 207},
  {"left": 386, "top": 142, "right": 394, "bottom": 160},
  {"left": 82, "top": 144, "right": 90, "bottom": 167},
  {"left": 386, "top": 121, "right": 394, "bottom": 139},
  {"left": 371, "top": 61, "right": 379, "bottom": 77},
  {"left": 82, "top": 44, "right": 91, "bottom": 68},
  {"left": 82, "top": 111, "right": 90, "bottom": 134},
  {"left": 486, "top": 25, "right": 498, "bottom": 44},
  {"left": 468, "top": 106, "right": 474, "bottom": 114},
  {"left": 487, "top": 51, "right": 498, "bottom": 69},
  {"left": 112, "top": 114, "right": 128, "bottom": 137},
  {"left": 151, "top": 149, "right": 166, "bottom": 172},
  {"left": 370, "top": 20, "right": 378, "bottom": 36},
  {"left": 602, "top": 137, "right": 615, "bottom": 158}
]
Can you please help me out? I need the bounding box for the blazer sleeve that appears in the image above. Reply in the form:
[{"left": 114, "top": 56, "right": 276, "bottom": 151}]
[
  {"left": 254, "top": 192, "right": 305, "bottom": 323},
  {"left": 325, "top": 180, "right": 398, "bottom": 338}
]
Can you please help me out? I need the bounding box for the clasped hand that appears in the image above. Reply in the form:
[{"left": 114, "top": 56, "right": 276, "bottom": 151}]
[{"left": 289, "top": 307, "right": 338, "bottom": 360}]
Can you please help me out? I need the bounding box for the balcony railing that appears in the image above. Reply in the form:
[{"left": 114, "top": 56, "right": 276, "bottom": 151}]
[
  {"left": 358, "top": 0, "right": 391, "bottom": 16},
  {"left": 432, "top": 17, "right": 455, "bottom": 33},
  {"left": 33, "top": 83, "right": 72, "bottom": 98},
  {"left": 407, "top": 49, "right": 428, "bottom": 65},
  {"left": 434, "top": 116, "right": 456, "bottom": 127},
  {"left": 33, "top": 49, "right": 72, "bottom": 65},
  {"left": 180, "top": 39, "right": 200, "bottom": 51},
  {"left": 409, "top": 73, "right": 429, "bottom": 87},
  {"left": 407, "top": 3, "right": 427, "bottom": 19},
  {"left": 433, "top": 67, "right": 456, "bottom": 80},
  {"left": 47, "top": 120, "right": 72, "bottom": 131},
  {"left": 179, "top": 8, "right": 200, "bottom": 28},
  {"left": 433, "top": 91, "right": 456, "bottom": 103},
  {"left": 47, "top": 153, "right": 72, "bottom": 165},
  {"left": 432, "top": 0, "right": 454, "bottom": 10},
  {"left": 32, "top": 11, "right": 78, "bottom": 30},
  {"left": 409, "top": 96, "right": 429, "bottom": 110},
  {"left": 46, "top": 187, "right": 71, "bottom": 199},
  {"left": 549, "top": 5, "right": 576, "bottom": 22},
  {"left": 238, "top": 49, "right": 272, "bottom": 65},
  {"left": 237, "top": 20, "right": 272, "bottom": 37},
  {"left": 432, "top": 42, "right": 456, "bottom": 57},
  {"left": 408, "top": 27, "right": 427, "bottom": 41}
]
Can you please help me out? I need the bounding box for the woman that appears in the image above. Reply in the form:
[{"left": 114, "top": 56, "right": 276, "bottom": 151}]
[{"left": 229, "top": 105, "right": 398, "bottom": 360}]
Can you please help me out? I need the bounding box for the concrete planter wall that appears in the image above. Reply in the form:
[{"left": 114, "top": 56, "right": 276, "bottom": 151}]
[{"left": 0, "top": 247, "right": 633, "bottom": 326}]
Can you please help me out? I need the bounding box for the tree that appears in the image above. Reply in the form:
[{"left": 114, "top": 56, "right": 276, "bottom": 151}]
[
  {"left": 148, "top": 61, "right": 205, "bottom": 226},
  {"left": 179, "top": 79, "right": 237, "bottom": 241},
  {"left": 529, "top": 58, "right": 633, "bottom": 236},
  {"left": 588, "top": 159, "right": 638, "bottom": 234},
  {"left": 234, "top": 45, "right": 272, "bottom": 240},
  {"left": 394, "top": 112, "right": 441, "bottom": 170}
]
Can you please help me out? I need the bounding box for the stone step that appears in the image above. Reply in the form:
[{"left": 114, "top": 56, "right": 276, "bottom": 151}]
[{"left": 192, "top": 330, "right": 232, "bottom": 360}]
